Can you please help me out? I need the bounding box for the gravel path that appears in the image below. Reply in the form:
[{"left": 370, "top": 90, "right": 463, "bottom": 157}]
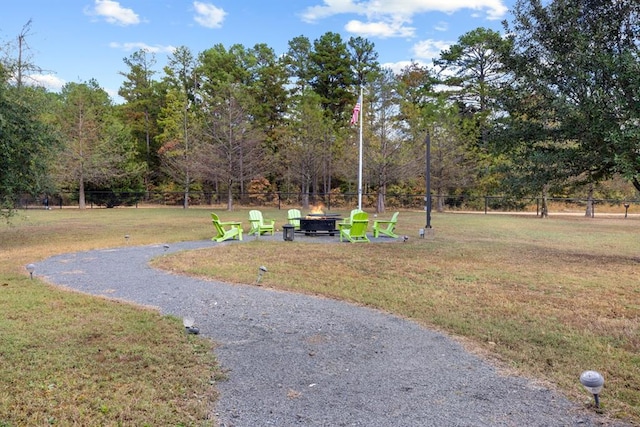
[{"left": 34, "top": 237, "right": 624, "bottom": 427}]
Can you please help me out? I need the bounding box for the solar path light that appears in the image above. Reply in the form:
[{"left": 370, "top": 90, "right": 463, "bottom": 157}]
[
  {"left": 183, "top": 317, "right": 199, "bottom": 334},
  {"left": 26, "top": 264, "right": 35, "bottom": 279},
  {"left": 580, "top": 370, "right": 604, "bottom": 408},
  {"left": 256, "top": 266, "right": 267, "bottom": 284}
]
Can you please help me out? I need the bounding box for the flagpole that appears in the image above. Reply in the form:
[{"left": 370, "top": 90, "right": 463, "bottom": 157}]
[{"left": 357, "top": 86, "right": 363, "bottom": 210}]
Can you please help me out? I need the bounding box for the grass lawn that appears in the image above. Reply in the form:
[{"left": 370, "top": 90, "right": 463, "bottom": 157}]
[
  {"left": 0, "top": 207, "right": 221, "bottom": 426},
  {"left": 2, "top": 206, "right": 639, "bottom": 425}
]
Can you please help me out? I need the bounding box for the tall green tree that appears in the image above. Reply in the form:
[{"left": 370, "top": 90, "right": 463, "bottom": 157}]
[
  {"left": 199, "top": 83, "right": 265, "bottom": 210},
  {"left": 309, "top": 32, "right": 355, "bottom": 124},
  {"left": 435, "top": 28, "right": 510, "bottom": 117},
  {"left": 366, "top": 68, "right": 406, "bottom": 213},
  {"left": 247, "top": 43, "right": 289, "bottom": 146},
  {"left": 0, "top": 80, "right": 57, "bottom": 216},
  {"left": 394, "top": 61, "right": 439, "bottom": 190},
  {"left": 433, "top": 26, "right": 512, "bottom": 196},
  {"left": 118, "top": 49, "right": 163, "bottom": 190},
  {"left": 433, "top": 29, "right": 512, "bottom": 203},
  {"left": 283, "top": 35, "right": 313, "bottom": 97},
  {"left": 395, "top": 62, "right": 437, "bottom": 143},
  {"left": 395, "top": 62, "right": 479, "bottom": 211},
  {"left": 282, "top": 90, "right": 331, "bottom": 208},
  {"left": 500, "top": 0, "right": 640, "bottom": 203},
  {"left": 197, "top": 44, "right": 267, "bottom": 209},
  {"left": 158, "top": 46, "right": 200, "bottom": 208},
  {"left": 348, "top": 36, "right": 380, "bottom": 88},
  {"left": 430, "top": 101, "right": 481, "bottom": 211},
  {"left": 53, "top": 80, "right": 142, "bottom": 208}
]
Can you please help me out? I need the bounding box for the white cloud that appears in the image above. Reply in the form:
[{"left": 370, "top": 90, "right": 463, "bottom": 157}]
[
  {"left": 434, "top": 21, "right": 449, "bottom": 32},
  {"left": 84, "top": 0, "right": 140, "bottom": 26},
  {"left": 382, "top": 60, "right": 428, "bottom": 75},
  {"left": 302, "top": 0, "right": 509, "bottom": 37},
  {"left": 193, "top": 1, "right": 226, "bottom": 29},
  {"left": 344, "top": 19, "right": 415, "bottom": 38},
  {"left": 304, "top": 0, "right": 508, "bottom": 21},
  {"left": 109, "top": 42, "right": 176, "bottom": 54},
  {"left": 411, "top": 39, "right": 452, "bottom": 62},
  {"left": 301, "top": 0, "right": 358, "bottom": 23},
  {"left": 25, "top": 74, "right": 66, "bottom": 92}
]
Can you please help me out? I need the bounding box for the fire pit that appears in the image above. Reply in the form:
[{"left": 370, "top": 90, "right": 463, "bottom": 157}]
[{"left": 299, "top": 213, "right": 342, "bottom": 236}]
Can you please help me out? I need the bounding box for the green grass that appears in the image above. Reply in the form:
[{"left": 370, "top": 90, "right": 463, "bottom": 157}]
[
  {"left": 2, "top": 207, "right": 639, "bottom": 424},
  {"left": 0, "top": 207, "right": 220, "bottom": 426}
]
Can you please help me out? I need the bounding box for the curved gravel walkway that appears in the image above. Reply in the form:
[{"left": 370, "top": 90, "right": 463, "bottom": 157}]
[{"left": 34, "top": 237, "right": 624, "bottom": 427}]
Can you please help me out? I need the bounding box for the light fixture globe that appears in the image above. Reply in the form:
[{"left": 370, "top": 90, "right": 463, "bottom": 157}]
[
  {"left": 580, "top": 370, "right": 604, "bottom": 408},
  {"left": 580, "top": 370, "right": 604, "bottom": 394},
  {"left": 26, "top": 263, "right": 35, "bottom": 279}
]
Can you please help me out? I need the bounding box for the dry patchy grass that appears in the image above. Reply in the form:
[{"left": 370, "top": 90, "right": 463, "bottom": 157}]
[
  {"left": 1, "top": 207, "right": 220, "bottom": 426},
  {"left": 156, "top": 210, "right": 640, "bottom": 423}
]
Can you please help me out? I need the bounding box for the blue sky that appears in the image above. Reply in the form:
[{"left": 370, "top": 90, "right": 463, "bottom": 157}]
[{"left": 1, "top": 0, "right": 515, "bottom": 102}]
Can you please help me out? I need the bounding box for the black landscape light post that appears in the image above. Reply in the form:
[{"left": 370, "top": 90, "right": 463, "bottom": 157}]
[{"left": 425, "top": 130, "right": 432, "bottom": 230}]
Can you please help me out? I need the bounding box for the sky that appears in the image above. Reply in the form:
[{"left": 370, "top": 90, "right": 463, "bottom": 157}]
[{"left": 1, "top": 0, "right": 515, "bottom": 103}]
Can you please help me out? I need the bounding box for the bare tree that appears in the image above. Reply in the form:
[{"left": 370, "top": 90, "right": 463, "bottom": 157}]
[
  {"left": 199, "top": 84, "right": 265, "bottom": 210},
  {"left": 2, "top": 19, "right": 47, "bottom": 88}
]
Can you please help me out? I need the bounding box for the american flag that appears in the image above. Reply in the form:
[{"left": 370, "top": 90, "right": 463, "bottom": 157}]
[{"left": 350, "top": 96, "right": 361, "bottom": 125}]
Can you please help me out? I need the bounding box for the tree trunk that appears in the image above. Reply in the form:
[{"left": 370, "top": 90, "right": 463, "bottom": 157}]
[
  {"left": 226, "top": 185, "right": 233, "bottom": 211},
  {"left": 585, "top": 183, "right": 594, "bottom": 217},
  {"left": 376, "top": 186, "right": 385, "bottom": 213},
  {"left": 540, "top": 186, "right": 549, "bottom": 218},
  {"left": 183, "top": 172, "right": 190, "bottom": 209},
  {"left": 78, "top": 171, "right": 86, "bottom": 209},
  {"left": 302, "top": 181, "right": 310, "bottom": 210},
  {"left": 436, "top": 194, "right": 445, "bottom": 213}
]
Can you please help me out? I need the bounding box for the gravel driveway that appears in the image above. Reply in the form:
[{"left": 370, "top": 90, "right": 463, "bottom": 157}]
[{"left": 34, "top": 238, "right": 625, "bottom": 427}]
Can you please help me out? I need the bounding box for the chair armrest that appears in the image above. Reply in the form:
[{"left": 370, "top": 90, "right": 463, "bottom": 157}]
[
  {"left": 373, "top": 220, "right": 394, "bottom": 226},
  {"left": 219, "top": 221, "right": 242, "bottom": 226}
]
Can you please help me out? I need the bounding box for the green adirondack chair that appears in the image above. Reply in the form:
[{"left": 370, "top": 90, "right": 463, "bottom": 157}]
[
  {"left": 211, "top": 213, "right": 243, "bottom": 242},
  {"left": 287, "top": 208, "right": 301, "bottom": 230},
  {"left": 339, "top": 211, "right": 370, "bottom": 243},
  {"left": 337, "top": 208, "right": 364, "bottom": 231},
  {"left": 373, "top": 211, "right": 399, "bottom": 238},
  {"left": 248, "top": 209, "right": 275, "bottom": 235}
]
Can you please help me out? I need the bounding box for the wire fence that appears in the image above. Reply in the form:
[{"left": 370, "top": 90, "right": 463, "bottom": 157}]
[{"left": 16, "top": 191, "right": 640, "bottom": 217}]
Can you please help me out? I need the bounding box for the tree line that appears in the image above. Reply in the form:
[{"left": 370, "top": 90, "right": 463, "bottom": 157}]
[{"left": 1, "top": 0, "right": 638, "bottom": 218}]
